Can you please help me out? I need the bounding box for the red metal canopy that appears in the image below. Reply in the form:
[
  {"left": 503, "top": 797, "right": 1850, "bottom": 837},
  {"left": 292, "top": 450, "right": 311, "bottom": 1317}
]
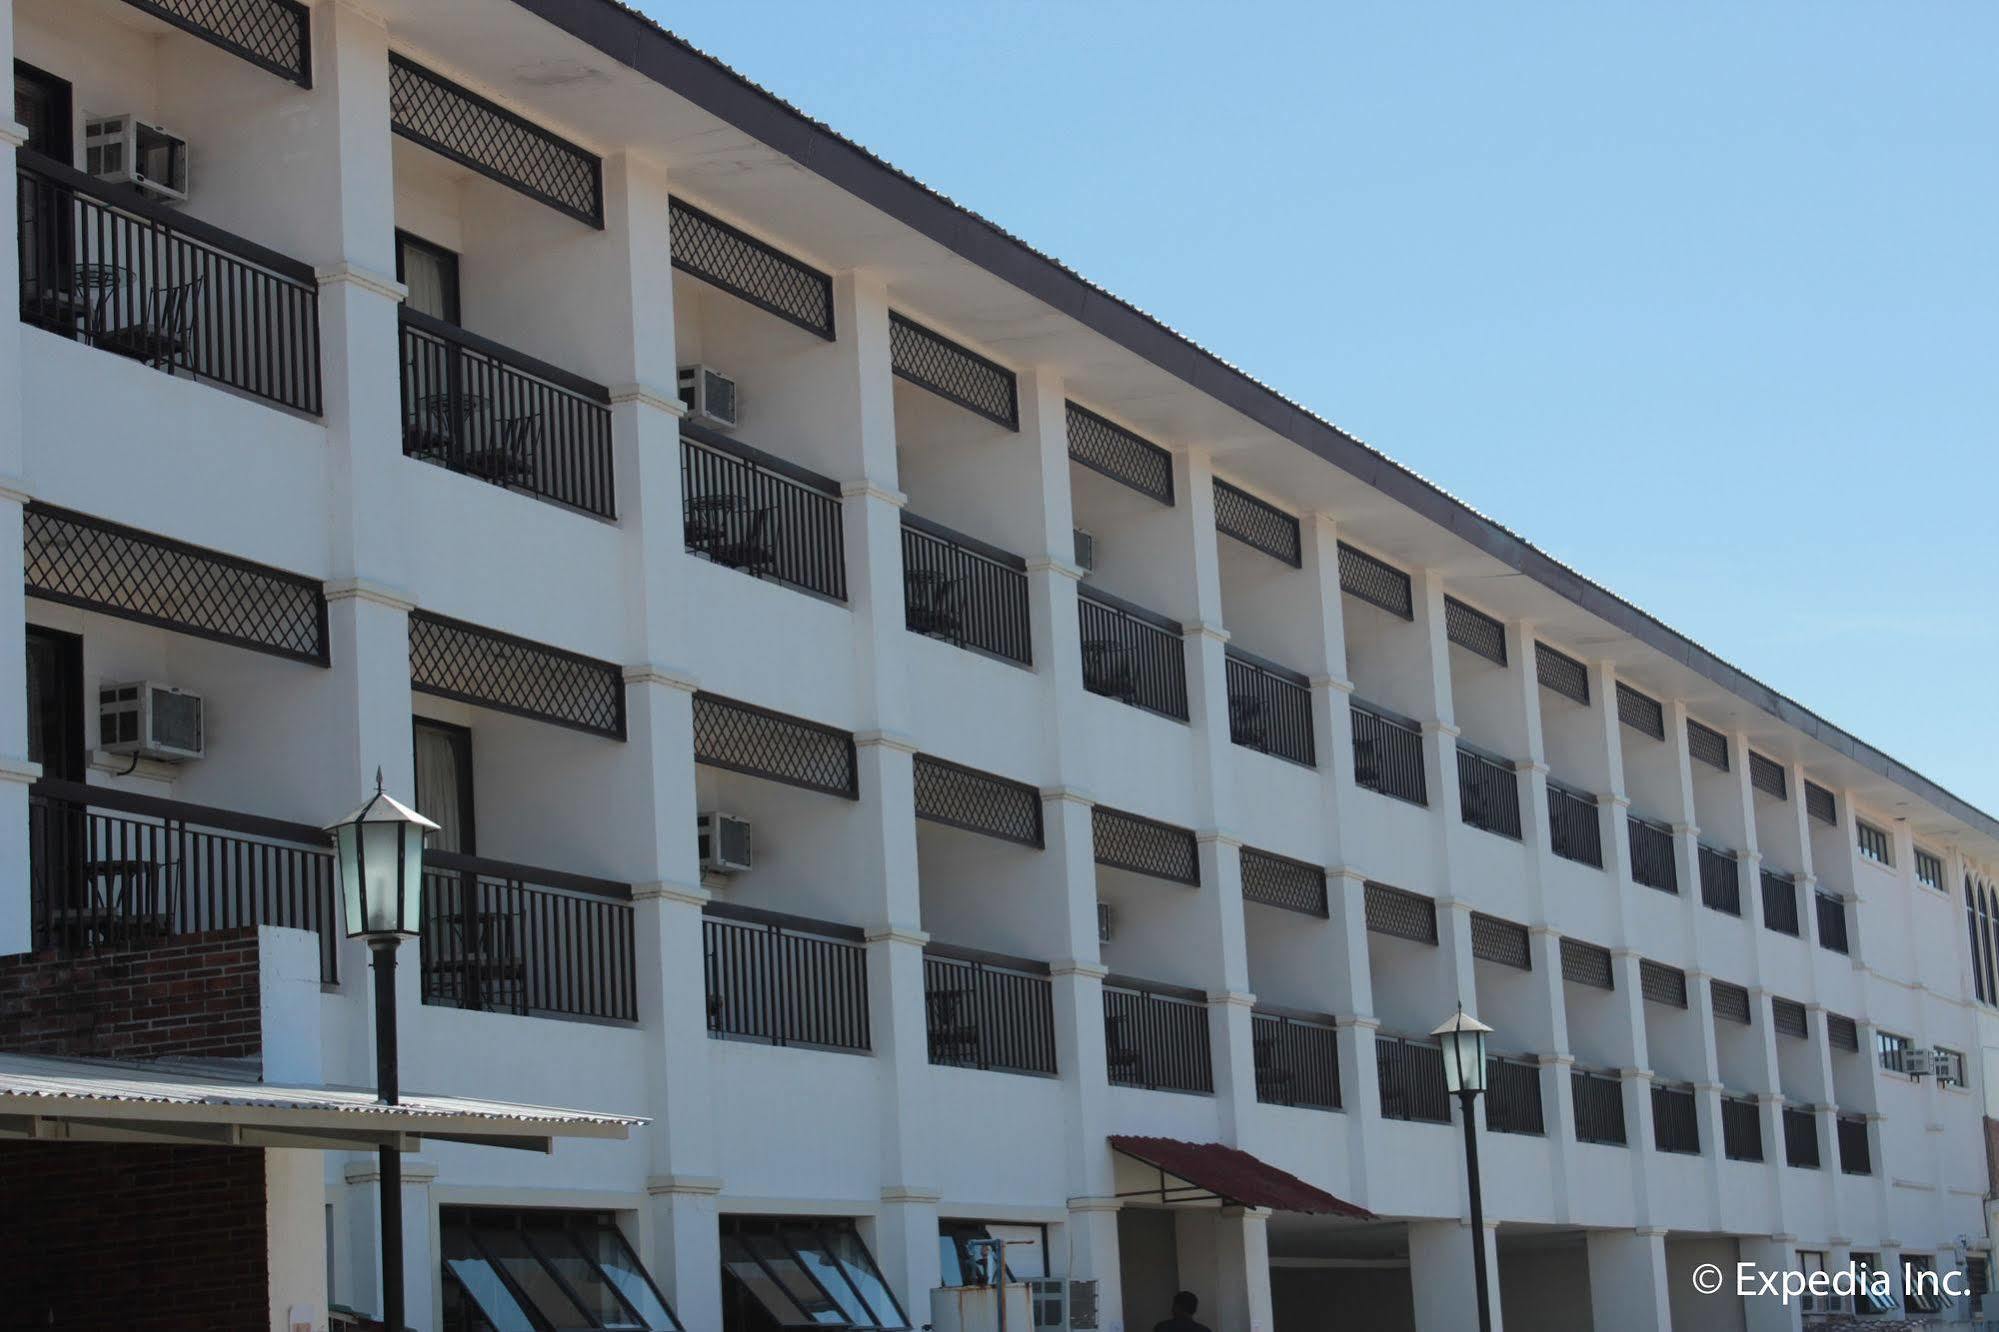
[{"left": 1109, "top": 1135, "right": 1374, "bottom": 1218}]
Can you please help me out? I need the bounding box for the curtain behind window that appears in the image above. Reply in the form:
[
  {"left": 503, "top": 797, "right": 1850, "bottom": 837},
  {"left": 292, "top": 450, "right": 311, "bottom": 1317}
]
[{"left": 413, "top": 724, "right": 467, "bottom": 854}]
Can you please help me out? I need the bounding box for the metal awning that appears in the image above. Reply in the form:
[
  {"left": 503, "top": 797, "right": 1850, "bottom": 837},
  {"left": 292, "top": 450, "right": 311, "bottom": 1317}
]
[
  {"left": 1110, "top": 1135, "right": 1374, "bottom": 1218},
  {"left": 0, "top": 1054, "right": 643, "bottom": 1153}
]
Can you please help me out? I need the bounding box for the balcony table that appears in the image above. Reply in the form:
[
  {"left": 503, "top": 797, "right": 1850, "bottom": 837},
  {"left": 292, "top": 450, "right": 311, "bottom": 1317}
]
[
  {"left": 1081, "top": 640, "right": 1137, "bottom": 703},
  {"left": 924, "top": 985, "right": 978, "bottom": 1062},
  {"left": 684, "top": 494, "right": 777, "bottom": 573},
  {"left": 904, "top": 570, "right": 966, "bottom": 645}
]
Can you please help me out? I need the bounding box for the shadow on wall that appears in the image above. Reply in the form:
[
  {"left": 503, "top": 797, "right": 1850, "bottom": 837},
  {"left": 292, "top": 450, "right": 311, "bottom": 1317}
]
[{"left": 1271, "top": 1265, "right": 1414, "bottom": 1331}]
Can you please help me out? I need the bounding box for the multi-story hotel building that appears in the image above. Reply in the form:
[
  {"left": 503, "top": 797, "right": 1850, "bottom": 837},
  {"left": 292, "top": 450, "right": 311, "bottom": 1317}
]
[{"left": 3, "top": 2, "right": 1993, "bottom": 1329}]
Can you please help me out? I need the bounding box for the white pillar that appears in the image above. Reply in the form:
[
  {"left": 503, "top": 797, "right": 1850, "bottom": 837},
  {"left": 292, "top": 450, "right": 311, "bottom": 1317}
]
[
  {"left": 1585, "top": 1227, "right": 1671, "bottom": 1331},
  {"left": 0, "top": 88, "right": 33, "bottom": 955},
  {"left": 1408, "top": 1219, "right": 1503, "bottom": 1332},
  {"left": 1738, "top": 1235, "right": 1805, "bottom": 1332}
]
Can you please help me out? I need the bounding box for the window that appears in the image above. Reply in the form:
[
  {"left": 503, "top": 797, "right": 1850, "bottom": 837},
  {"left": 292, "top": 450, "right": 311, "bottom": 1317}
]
[
  {"left": 1857, "top": 820, "right": 1893, "bottom": 866},
  {"left": 1903, "top": 1255, "right": 1953, "bottom": 1314},
  {"left": 396, "top": 230, "right": 462, "bottom": 325},
  {"left": 1915, "top": 848, "right": 1944, "bottom": 891},
  {"left": 1877, "top": 1030, "right": 1913, "bottom": 1076},
  {"left": 938, "top": 1222, "right": 1047, "bottom": 1288},
  {"left": 14, "top": 62, "right": 73, "bottom": 160},
  {"left": 1798, "top": 1251, "right": 1841, "bottom": 1315},
  {"left": 25, "top": 626, "right": 84, "bottom": 782},
  {"left": 720, "top": 1216, "right": 908, "bottom": 1332},
  {"left": 1934, "top": 1046, "right": 1967, "bottom": 1088},
  {"left": 441, "top": 1207, "right": 683, "bottom": 1331},
  {"left": 414, "top": 719, "right": 476, "bottom": 854},
  {"left": 1851, "top": 1253, "right": 1898, "bottom": 1314}
]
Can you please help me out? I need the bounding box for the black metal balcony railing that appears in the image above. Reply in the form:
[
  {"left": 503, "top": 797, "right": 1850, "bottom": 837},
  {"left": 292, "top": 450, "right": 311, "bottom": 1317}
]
[
  {"left": 899, "top": 513, "right": 1031, "bottom": 666},
  {"left": 1652, "top": 1084, "right": 1700, "bottom": 1154},
  {"left": 1224, "top": 646, "right": 1315, "bottom": 767},
  {"left": 1722, "top": 1095, "right": 1763, "bottom": 1161},
  {"left": 1077, "top": 588, "right": 1188, "bottom": 720},
  {"left": 420, "top": 853, "right": 635, "bottom": 1023},
  {"left": 399, "top": 309, "right": 614, "bottom": 518},
  {"left": 1816, "top": 891, "right": 1851, "bottom": 955},
  {"left": 681, "top": 422, "right": 847, "bottom": 601},
  {"left": 922, "top": 943, "right": 1056, "bottom": 1077},
  {"left": 1251, "top": 1007, "right": 1341, "bottom": 1111},
  {"left": 1547, "top": 780, "right": 1602, "bottom": 867},
  {"left": 1571, "top": 1069, "right": 1627, "bottom": 1145},
  {"left": 1102, "top": 977, "right": 1212, "bottom": 1094},
  {"left": 1762, "top": 869, "right": 1801, "bottom": 936},
  {"left": 1456, "top": 744, "right": 1522, "bottom": 839},
  {"left": 702, "top": 904, "right": 871, "bottom": 1053},
  {"left": 1485, "top": 1054, "right": 1545, "bottom": 1135},
  {"left": 1699, "top": 845, "right": 1741, "bottom": 915},
  {"left": 1375, "top": 1035, "right": 1450, "bottom": 1124},
  {"left": 1837, "top": 1113, "right": 1871, "bottom": 1175},
  {"left": 1351, "top": 700, "right": 1427, "bottom": 806},
  {"left": 1783, "top": 1105, "right": 1820, "bottom": 1168},
  {"left": 1628, "top": 815, "right": 1677, "bottom": 893},
  {"left": 18, "top": 151, "right": 321, "bottom": 414}
]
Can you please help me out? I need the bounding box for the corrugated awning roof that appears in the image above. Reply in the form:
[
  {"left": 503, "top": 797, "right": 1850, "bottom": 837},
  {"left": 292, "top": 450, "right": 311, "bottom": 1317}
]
[
  {"left": 0, "top": 1054, "right": 643, "bottom": 1153},
  {"left": 1110, "top": 1135, "right": 1374, "bottom": 1218}
]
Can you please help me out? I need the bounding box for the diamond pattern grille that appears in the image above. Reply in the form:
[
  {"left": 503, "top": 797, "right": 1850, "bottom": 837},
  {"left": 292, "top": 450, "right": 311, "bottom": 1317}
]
[
  {"left": 1535, "top": 642, "right": 1590, "bottom": 705},
  {"left": 1091, "top": 807, "right": 1198, "bottom": 886},
  {"left": 912, "top": 754, "right": 1042, "bottom": 847},
  {"left": 1066, "top": 402, "right": 1173, "bottom": 505},
  {"left": 1827, "top": 1013, "right": 1860, "bottom": 1052},
  {"left": 691, "top": 693, "right": 856, "bottom": 798},
  {"left": 1712, "top": 980, "right": 1751, "bottom": 1024},
  {"left": 1560, "top": 937, "right": 1614, "bottom": 990},
  {"left": 1640, "top": 960, "right": 1689, "bottom": 1008},
  {"left": 24, "top": 504, "right": 327, "bottom": 664},
  {"left": 1687, "top": 719, "right": 1730, "bottom": 770},
  {"left": 121, "top": 0, "right": 309, "bottom": 86},
  {"left": 1445, "top": 597, "right": 1507, "bottom": 666},
  {"left": 889, "top": 313, "right": 1018, "bottom": 429},
  {"left": 1337, "top": 542, "right": 1413, "bottom": 619},
  {"left": 409, "top": 612, "right": 623, "bottom": 738},
  {"left": 1771, "top": 997, "right": 1808, "bottom": 1040},
  {"left": 1364, "top": 883, "right": 1437, "bottom": 944},
  {"left": 1240, "top": 847, "right": 1327, "bottom": 917},
  {"left": 1749, "top": 751, "right": 1789, "bottom": 800},
  {"left": 1212, "top": 479, "right": 1300, "bottom": 567},
  {"left": 1805, "top": 780, "right": 1837, "bottom": 826},
  {"left": 389, "top": 54, "right": 602, "bottom": 227},
  {"left": 1471, "top": 913, "right": 1531, "bottom": 970},
  {"left": 669, "top": 199, "right": 833, "bottom": 339},
  {"left": 1617, "top": 682, "right": 1665, "bottom": 741}
]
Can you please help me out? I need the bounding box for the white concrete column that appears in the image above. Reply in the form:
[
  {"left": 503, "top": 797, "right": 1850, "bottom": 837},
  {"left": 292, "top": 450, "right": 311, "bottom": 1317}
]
[
  {"left": 1738, "top": 1235, "right": 1805, "bottom": 1332},
  {"left": 0, "top": 92, "right": 32, "bottom": 956},
  {"left": 1528, "top": 928, "right": 1577, "bottom": 1217},
  {"left": 1175, "top": 1208, "right": 1273, "bottom": 1332},
  {"left": 1408, "top": 1219, "right": 1503, "bottom": 1332},
  {"left": 343, "top": 1155, "right": 438, "bottom": 1332},
  {"left": 1064, "top": 1199, "right": 1124, "bottom": 1332},
  {"left": 646, "top": 1177, "right": 722, "bottom": 1330},
  {"left": 1586, "top": 1227, "right": 1672, "bottom": 1331},
  {"left": 1194, "top": 832, "right": 1257, "bottom": 1138},
  {"left": 1298, "top": 515, "right": 1355, "bottom": 868},
  {"left": 876, "top": 1189, "right": 944, "bottom": 1328}
]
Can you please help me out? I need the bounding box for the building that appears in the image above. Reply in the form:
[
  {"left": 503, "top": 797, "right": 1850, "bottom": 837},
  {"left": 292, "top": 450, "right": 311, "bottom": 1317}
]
[{"left": 3, "top": 1, "right": 1994, "bottom": 1329}]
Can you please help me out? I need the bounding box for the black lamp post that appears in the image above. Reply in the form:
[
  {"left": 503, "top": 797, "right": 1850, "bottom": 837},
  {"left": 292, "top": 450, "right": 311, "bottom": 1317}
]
[
  {"left": 1433, "top": 1006, "right": 1495, "bottom": 1332},
  {"left": 326, "top": 770, "right": 437, "bottom": 1332}
]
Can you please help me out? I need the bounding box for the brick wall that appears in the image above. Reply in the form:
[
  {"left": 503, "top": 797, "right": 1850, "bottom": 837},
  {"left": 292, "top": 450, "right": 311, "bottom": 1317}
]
[{"left": 0, "top": 927, "right": 262, "bottom": 1063}]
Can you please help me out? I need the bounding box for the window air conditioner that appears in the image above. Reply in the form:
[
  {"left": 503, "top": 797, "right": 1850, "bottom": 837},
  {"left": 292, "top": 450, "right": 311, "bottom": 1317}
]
[
  {"left": 678, "top": 365, "right": 739, "bottom": 430},
  {"left": 99, "top": 682, "right": 204, "bottom": 762},
  {"left": 1902, "top": 1047, "right": 1930, "bottom": 1079},
  {"left": 85, "top": 115, "right": 189, "bottom": 203},
  {"left": 1027, "top": 1278, "right": 1069, "bottom": 1330},
  {"left": 1096, "top": 902, "right": 1114, "bottom": 945},
  {"left": 1072, "top": 528, "right": 1097, "bottom": 574},
  {"left": 697, "top": 812, "right": 752, "bottom": 875}
]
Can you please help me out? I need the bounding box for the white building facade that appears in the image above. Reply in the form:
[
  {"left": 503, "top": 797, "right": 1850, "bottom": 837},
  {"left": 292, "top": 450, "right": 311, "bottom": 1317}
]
[{"left": 3, "top": 2, "right": 1994, "bottom": 1329}]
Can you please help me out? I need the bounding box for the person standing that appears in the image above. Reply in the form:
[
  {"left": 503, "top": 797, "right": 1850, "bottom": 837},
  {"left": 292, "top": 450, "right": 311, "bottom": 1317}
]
[{"left": 1154, "top": 1290, "right": 1213, "bottom": 1332}]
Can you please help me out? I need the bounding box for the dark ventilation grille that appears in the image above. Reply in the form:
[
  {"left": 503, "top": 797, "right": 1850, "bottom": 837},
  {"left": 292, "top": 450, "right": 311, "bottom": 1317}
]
[
  {"left": 409, "top": 612, "right": 624, "bottom": 739},
  {"left": 1560, "top": 938, "right": 1614, "bottom": 990},
  {"left": 388, "top": 54, "right": 602, "bottom": 227},
  {"left": 1616, "top": 683, "right": 1665, "bottom": 741},
  {"left": 1827, "top": 1014, "right": 1860, "bottom": 1052},
  {"left": 669, "top": 199, "right": 833, "bottom": 339},
  {"left": 1065, "top": 402, "right": 1173, "bottom": 505},
  {"left": 1687, "top": 719, "right": 1730, "bottom": 770},
  {"left": 1212, "top": 479, "right": 1301, "bottom": 567},
  {"left": 1805, "top": 781, "right": 1837, "bottom": 826},
  {"left": 1470, "top": 913, "right": 1531, "bottom": 970},
  {"left": 1712, "top": 980, "right": 1751, "bottom": 1024},
  {"left": 1363, "top": 883, "right": 1436, "bottom": 944},
  {"left": 1535, "top": 643, "right": 1590, "bottom": 705},
  {"left": 1337, "top": 542, "right": 1413, "bottom": 619},
  {"left": 1639, "top": 960, "right": 1688, "bottom": 1009},
  {"left": 889, "top": 312, "right": 1018, "bottom": 429},
  {"left": 120, "top": 0, "right": 310, "bottom": 87},
  {"left": 1771, "top": 997, "right": 1808, "bottom": 1040},
  {"left": 24, "top": 504, "right": 327, "bottom": 665},
  {"left": 1239, "top": 847, "right": 1327, "bottom": 917},
  {"left": 1749, "top": 752, "right": 1788, "bottom": 800},
  {"left": 1444, "top": 597, "right": 1507, "bottom": 666},
  {"left": 691, "top": 693, "right": 856, "bottom": 798},
  {"left": 912, "top": 754, "right": 1042, "bottom": 848},
  {"left": 1092, "top": 808, "right": 1198, "bottom": 886}
]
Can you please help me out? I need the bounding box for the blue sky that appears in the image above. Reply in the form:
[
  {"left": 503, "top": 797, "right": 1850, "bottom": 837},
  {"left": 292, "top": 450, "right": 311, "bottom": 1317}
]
[{"left": 640, "top": 2, "right": 1999, "bottom": 815}]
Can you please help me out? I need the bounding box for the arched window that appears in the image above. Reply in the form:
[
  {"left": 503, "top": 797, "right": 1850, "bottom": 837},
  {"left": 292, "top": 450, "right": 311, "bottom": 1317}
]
[
  {"left": 1982, "top": 881, "right": 1999, "bottom": 1006},
  {"left": 1970, "top": 881, "right": 1987, "bottom": 1004}
]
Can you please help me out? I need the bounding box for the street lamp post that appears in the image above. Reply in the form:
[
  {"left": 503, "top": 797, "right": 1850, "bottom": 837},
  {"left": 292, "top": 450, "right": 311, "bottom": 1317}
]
[
  {"left": 326, "top": 770, "right": 438, "bottom": 1332},
  {"left": 1433, "top": 1006, "right": 1496, "bottom": 1332}
]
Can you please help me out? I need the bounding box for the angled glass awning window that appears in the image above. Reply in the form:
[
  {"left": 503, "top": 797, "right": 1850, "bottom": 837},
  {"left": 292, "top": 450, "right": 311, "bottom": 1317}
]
[
  {"left": 718, "top": 1216, "right": 910, "bottom": 1330},
  {"left": 443, "top": 1208, "right": 683, "bottom": 1332}
]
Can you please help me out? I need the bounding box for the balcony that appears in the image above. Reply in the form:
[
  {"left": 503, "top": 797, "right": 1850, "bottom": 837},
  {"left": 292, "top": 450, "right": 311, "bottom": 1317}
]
[
  {"left": 1571, "top": 1068, "right": 1626, "bottom": 1145},
  {"left": 1251, "top": 1007, "right": 1341, "bottom": 1111},
  {"left": 398, "top": 309, "right": 614, "bottom": 518},
  {"left": 921, "top": 943, "right": 1056, "bottom": 1076},
  {"left": 1547, "top": 780, "right": 1602, "bottom": 867},
  {"left": 1762, "top": 869, "right": 1801, "bottom": 936},
  {"left": 1374, "top": 1034, "right": 1449, "bottom": 1124},
  {"left": 1722, "top": 1094, "right": 1763, "bottom": 1161},
  {"left": 1455, "top": 743, "right": 1522, "bottom": 839},
  {"left": 420, "top": 853, "right": 636, "bottom": 1023},
  {"left": 17, "top": 151, "right": 321, "bottom": 415},
  {"left": 1350, "top": 700, "right": 1427, "bottom": 806},
  {"left": 1224, "top": 647, "right": 1315, "bottom": 767},
  {"left": 681, "top": 424, "right": 848, "bottom": 601},
  {"left": 1484, "top": 1053, "right": 1545, "bottom": 1135},
  {"left": 1837, "top": 1113, "right": 1871, "bottom": 1175},
  {"left": 1816, "top": 891, "right": 1851, "bottom": 954},
  {"left": 702, "top": 903, "right": 870, "bottom": 1054},
  {"left": 1699, "top": 844, "right": 1741, "bottom": 915},
  {"left": 1102, "top": 976, "right": 1212, "bottom": 1094},
  {"left": 1783, "top": 1105, "right": 1820, "bottom": 1168},
  {"left": 1651, "top": 1083, "right": 1700, "bottom": 1154},
  {"left": 900, "top": 514, "right": 1031, "bottom": 666},
  {"left": 1077, "top": 588, "right": 1188, "bottom": 720},
  {"left": 1627, "top": 814, "right": 1677, "bottom": 893}
]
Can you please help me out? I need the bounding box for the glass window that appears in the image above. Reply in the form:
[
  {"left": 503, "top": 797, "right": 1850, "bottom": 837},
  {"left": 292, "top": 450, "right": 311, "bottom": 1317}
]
[
  {"left": 1876, "top": 1031, "right": 1912, "bottom": 1075},
  {"left": 396, "top": 230, "right": 462, "bottom": 325},
  {"left": 816, "top": 1225, "right": 908, "bottom": 1327},
  {"left": 14, "top": 62, "right": 73, "bottom": 160},
  {"left": 720, "top": 1232, "right": 813, "bottom": 1327},
  {"left": 1916, "top": 848, "right": 1945, "bottom": 890},
  {"left": 442, "top": 1209, "right": 683, "bottom": 1332},
  {"left": 565, "top": 1217, "right": 681, "bottom": 1330},
  {"left": 1857, "top": 821, "right": 1893, "bottom": 865},
  {"left": 414, "top": 719, "right": 475, "bottom": 853},
  {"left": 1934, "top": 1047, "right": 1967, "bottom": 1088},
  {"left": 742, "top": 1227, "right": 844, "bottom": 1324},
  {"left": 443, "top": 1217, "right": 539, "bottom": 1332},
  {"left": 720, "top": 1217, "right": 907, "bottom": 1331}
]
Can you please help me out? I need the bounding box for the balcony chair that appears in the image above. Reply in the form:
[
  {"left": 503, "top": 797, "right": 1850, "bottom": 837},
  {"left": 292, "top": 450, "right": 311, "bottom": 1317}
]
[
  {"left": 1353, "top": 737, "right": 1381, "bottom": 788},
  {"left": 904, "top": 572, "right": 967, "bottom": 646},
  {"left": 462, "top": 413, "right": 540, "bottom": 489},
  {"left": 429, "top": 906, "right": 528, "bottom": 1014},
  {"left": 1081, "top": 641, "right": 1137, "bottom": 703},
  {"left": 1229, "top": 693, "right": 1267, "bottom": 749},
  {"left": 686, "top": 497, "right": 778, "bottom": 575},
  {"left": 45, "top": 854, "right": 177, "bottom": 950},
  {"left": 924, "top": 988, "right": 979, "bottom": 1064},
  {"left": 1102, "top": 1013, "right": 1140, "bottom": 1080},
  {"left": 91, "top": 275, "right": 200, "bottom": 374}
]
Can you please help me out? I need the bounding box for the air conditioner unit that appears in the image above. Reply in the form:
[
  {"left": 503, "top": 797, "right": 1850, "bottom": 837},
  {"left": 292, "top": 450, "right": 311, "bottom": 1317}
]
[
  {"left": 929, "top": 1284, "right": 1032, "bottom": 1332},
  {"left": 1027, "top": 1278, "right": 1069, "bottom": 1330},
  {"left": 1930, "top": 1048, "right": 1957, "bottom": 1081},
  {"left": 1902, "top": 1047, "right": 1930, "bottom": 1079},
  {"left": 85, "top": 115, "right": 189, "bottom": 203},
  {"left": 678, "top": 364, "right": 739, "bottom": 429},
  {"left": 1096, "top": 902, "right": 1114, "bottom": 945},
  {"left": 99, "top": 682, "right": 203, "bottom": 762},
  {"left": 697, "top": 812, "right": 752, "bottom": 875},
  {"left": 1072, "top": 528, "right": 1097, "bottom": 574}
]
